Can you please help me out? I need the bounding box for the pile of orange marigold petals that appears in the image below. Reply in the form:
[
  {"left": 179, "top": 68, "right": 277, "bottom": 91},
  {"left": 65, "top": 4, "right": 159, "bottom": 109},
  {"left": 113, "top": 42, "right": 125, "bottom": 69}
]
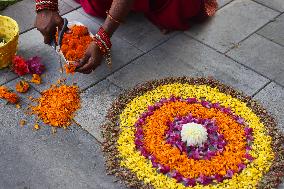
[
  {"left": 64, "top": 63, "right": 77, "bottom": 75},
  {"left": 60, "top": 25, "right": 93, "bottom": 61},
  {"left": 0, "top": 86, "right": 19, "bottom": 104},
  {"left": 31, "top": 84, "right": 80, "bottom": 127}
]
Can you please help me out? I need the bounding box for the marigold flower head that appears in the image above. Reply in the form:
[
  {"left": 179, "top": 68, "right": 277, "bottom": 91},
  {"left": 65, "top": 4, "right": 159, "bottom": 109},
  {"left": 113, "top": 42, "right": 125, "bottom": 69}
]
[
  {"left": 30, "top": 74, "right": 41, "bottom": 85},
  {"left": 15, "top": 80, "right": 30, "bottom": 93}
]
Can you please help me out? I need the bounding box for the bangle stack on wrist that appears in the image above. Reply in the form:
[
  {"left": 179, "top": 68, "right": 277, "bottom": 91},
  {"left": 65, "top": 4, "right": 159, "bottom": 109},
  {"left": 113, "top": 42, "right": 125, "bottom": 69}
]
[
  {"left": 35, "top": 0, "right": 58, "bottom": 12},
  {"left": 94, "top": 27, "right": 112, "bottom": 69}
]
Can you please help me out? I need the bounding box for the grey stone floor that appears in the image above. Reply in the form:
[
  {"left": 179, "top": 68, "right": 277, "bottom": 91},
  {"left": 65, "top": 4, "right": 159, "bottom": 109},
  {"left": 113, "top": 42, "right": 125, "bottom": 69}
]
[{"left": 1, "top": 0, "right": 284, "bottom": 188}]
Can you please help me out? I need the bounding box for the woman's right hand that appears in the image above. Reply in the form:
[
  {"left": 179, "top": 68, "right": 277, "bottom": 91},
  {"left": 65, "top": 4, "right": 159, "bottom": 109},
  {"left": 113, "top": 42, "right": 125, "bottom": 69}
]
[{"left": 34, "top": 10, "right": 64, "bottom": 45}]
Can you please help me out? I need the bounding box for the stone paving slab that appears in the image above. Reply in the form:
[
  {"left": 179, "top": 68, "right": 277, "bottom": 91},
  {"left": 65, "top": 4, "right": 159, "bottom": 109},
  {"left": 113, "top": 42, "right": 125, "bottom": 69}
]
[
  {"left": 227, "top": 34, "right": 284, "bottom": 86},
  {"left": 0, "top": 77, "right": 40, "bottom": 109},
  {"left": 74, "top": 80, "right": 122, "bottom": 142},
  {"left": 0, "top": 68, "right": 17, "bottom": 86},
  {"left": 0, "top": 103, "right": 126, "bottom": 189},
  {"left": 108, "top": 34, "right": 269, "bottom": 96},
  {"left": 257, "top": 13, "right": 284, "bottom": 46},
  {"left": 63, "top": 0, "right": 81, "bottom": 9},
  {"left": 1, "top": 0, "right": 75, "bottom": 33},
  {"left": 185, "top": 0, "right": 279, "bottom": 53},
  {"left": 254, "top": 0, "right": 284, "bottom": 12},
  {"left": 218, "top": 0, "right": 234, "bottom": 8},
  {"left": 77, "top": 8, "right": 178, "bottom": 52},
  {"left": 254, "top": 82, "right": 284, "bottom": 131}
]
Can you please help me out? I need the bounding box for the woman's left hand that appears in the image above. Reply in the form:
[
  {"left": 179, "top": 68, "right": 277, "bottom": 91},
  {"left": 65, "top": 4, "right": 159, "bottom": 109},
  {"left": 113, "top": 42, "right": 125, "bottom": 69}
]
[{"left": 75, "top": 41, "right": 104, "bottom": 74}]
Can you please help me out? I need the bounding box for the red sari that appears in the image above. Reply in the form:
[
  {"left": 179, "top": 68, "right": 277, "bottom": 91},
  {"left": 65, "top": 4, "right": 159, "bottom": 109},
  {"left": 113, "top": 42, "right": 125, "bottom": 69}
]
[{"left": 75, "top": 0, "right": 218, "bottom": 30}]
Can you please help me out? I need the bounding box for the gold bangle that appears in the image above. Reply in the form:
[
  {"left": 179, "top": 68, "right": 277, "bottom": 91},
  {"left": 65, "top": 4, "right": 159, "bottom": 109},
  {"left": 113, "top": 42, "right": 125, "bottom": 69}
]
[{"left": 106, "top": 10, "right": 122, "bottom": 25}]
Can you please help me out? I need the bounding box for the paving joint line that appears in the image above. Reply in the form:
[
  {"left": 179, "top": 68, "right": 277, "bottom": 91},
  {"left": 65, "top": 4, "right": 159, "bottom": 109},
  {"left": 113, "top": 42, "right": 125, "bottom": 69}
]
[
  {"left": 183, "top": 33, "right": 226, "bottom": 54},
  {"left": 82, "top": 32, "right": 181, "bottom": 92},
  {"left": 256, "top": 33, "right": 284, "bottom": 48},
  {"left": 251, "top": 80, "right": 272, "bottom": 97},
  {"left": 251, "top": 0, "right": 282, "bottom": 13},
  {"left": 106, "top": 78, "right": 125, "bottom": 90},
  {"left": 19, "top": 7, "right": 81, "bottom": 35},
  {"left": 72, "top": 119, "right": 103, "bottom": 145},
  {"left": 75, "top": 8, "right": 148, "bottom": 53},
  {"left": 224, "top": 54, "right": 284, "bottom": 88},
  {"left": 0, "top": 76, "right": 19, "bottom": 86},
  {"left": 118, "top": 32, "right": 284, "bottom": 90},
  {"left": 0, "top": 75, "right": 41, "bottom": 95},
  {"left": 182, "top": 34, "right": 282, "bottom": 87},
  {"left": 218, "top": 0, "right": 233, "bottom": 10},
  {"left": 223, "top": 13, "right": 281, "bottom": 54}
]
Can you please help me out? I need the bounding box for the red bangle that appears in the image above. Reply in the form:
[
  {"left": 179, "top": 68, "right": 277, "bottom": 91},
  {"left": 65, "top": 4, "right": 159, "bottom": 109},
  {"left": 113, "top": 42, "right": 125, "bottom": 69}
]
[
  {"left": 97, "top": 27, "right": 112, "bottom": 49},
  {"left": 94, "top": 27, "right": 112, "bottom": 69},
  {"left": 35, "top": 0, "right": 58, "bottom": 12},
  {"left": 93, "top": 37, "right": 107, "bottom": 55}
]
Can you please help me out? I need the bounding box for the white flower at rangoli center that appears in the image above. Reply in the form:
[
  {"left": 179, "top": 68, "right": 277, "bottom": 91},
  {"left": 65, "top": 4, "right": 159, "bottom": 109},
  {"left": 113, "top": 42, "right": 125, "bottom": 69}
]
[{"left": 181, "top": 123, "right": 208, "bottom": 146}]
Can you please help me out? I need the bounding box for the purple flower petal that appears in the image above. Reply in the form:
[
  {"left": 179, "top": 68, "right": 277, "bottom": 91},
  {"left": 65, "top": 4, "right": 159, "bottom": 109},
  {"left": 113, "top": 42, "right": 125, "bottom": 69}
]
[
  {"left": 137, "top": 118, "right": 144, "bottom": 125},
  {"left": 140, "top": 148, "right": 149, "bottom": 157},
  {"left": 192, "top": 150, "right": 200, "bottom": 159},
  {"left": 236, "top": 116, "right": 245, "bottom": 124},
  {"left": 207, "top": 150, "right": 216, "bottom": 157},
  {"left": 238, "top": 163, "right": 246, "bottom": 171},
  {"left": 184, "top": 178, "right": 196, "bottom": 187},
  {"left": 214, "top": 174, "right": 224, "bottom": 182},
  {"left": 151, "top": 161, "right": 158, "bottom": 168},
  {"left": 154, "top": 102, "right": 162, "bottom": 108},
  {"left": 245, "top": 153, "right": 254, "bottom": 161},
  {"left": 135, "top": 127, "right": 143, "bottom": 135},
  {"left": 221, "top": 107, "right": 232, "bottom": 114},
  {"left": 135, "top": 139, "right": 143, "bottom": 147},
  {"left": 148, "top": 105, "right": 156, "bottom": 112},
  {"left": 226, "top": 169, "right": 234, "bottom": 178},
  {"left": 212, "top": 102, "right": 221, "bottom": 109},
  {"left": 245, "top": 127, "right": 253, "bottom": 135},
  {"left": 246, "top": 135, "right": 254, "bottom": 141},
  {"left": 246, "top": 145, "right": 252, "bottom": 151},
  {"left": 169, "top": 96, "right": 176, "bottom": 102},
  {"left": 159, "top": 165, "right": 170, "bottom": 174},
  {"left": 201, "top": 100, "right": 211, "bottom": 108},
  {"left": 171, "top": 171, "right": 183, "bottom": 182},
  {"left": 159, "top": 98, "right": 167, "bottom": 103},
  {"left": 26, "top": 56, "right": 45, "bottom": 75},
  {"left": 176, "top": 143, "right": 184, "bottom": 152},
  {"left": 199, "top": 175, "right": 212, "bottom": 185},
  {"left": 186, "top": 98, "right": 197, "bottom": 103}
]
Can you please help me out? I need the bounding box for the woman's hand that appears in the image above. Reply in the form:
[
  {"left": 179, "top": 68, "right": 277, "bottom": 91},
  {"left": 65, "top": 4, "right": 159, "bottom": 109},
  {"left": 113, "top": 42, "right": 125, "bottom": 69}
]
[
  {"left": 34, "top": 10, "right": 64, "bottom": 44},
  {"left": 75, "top": 41, "right": 104, "bottom": 74}
]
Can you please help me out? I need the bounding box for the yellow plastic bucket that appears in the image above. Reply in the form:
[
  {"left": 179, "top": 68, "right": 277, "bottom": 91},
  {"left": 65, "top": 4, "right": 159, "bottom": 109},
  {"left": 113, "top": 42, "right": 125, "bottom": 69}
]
[{"left": 0, "top": 15, "right": 19, "bottom": 69}]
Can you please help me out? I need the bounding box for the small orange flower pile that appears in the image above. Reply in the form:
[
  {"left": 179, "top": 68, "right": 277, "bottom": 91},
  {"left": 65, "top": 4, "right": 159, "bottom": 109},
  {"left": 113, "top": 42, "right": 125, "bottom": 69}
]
[
  {"left": 60, "top": 25, "right": 93, "bottom": 61},
  {"left": 30, "top": 74, "right": 41, "bottom": 85},
  {"left": 0, "top": 86, "right": 19, "bottom": 104},
  {"left": 31, "top": 84, "right": 80, "bottom": 127},
  {"left": 15, "top": 80, "right": 30, "bottom": 93},
  {"left": 64, "top": 63, "right": 77, "bottom": 75}
]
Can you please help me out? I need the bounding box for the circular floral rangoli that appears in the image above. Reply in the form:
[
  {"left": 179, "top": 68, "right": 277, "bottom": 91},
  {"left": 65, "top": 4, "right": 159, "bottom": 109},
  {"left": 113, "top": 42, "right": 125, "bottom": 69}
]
[{"left": 101, "top": 77, "right": 284, "bottom": 189}]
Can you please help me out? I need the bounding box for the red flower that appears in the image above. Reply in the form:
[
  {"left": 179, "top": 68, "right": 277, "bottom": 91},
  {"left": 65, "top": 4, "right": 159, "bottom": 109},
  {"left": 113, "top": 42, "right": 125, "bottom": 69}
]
[{"left": 12, "top": 56, "right": 29, "bottom": 76}]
